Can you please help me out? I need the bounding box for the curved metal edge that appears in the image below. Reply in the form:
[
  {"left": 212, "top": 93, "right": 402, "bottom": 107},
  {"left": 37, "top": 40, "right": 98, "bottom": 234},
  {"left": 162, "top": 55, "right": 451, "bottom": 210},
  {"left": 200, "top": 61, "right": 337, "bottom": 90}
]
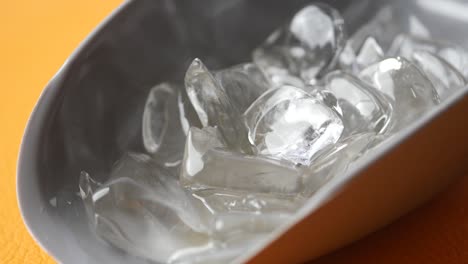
[
  {"left": 239, "top": 86, "right": 468, "bottom": 263},
  {"left": 16, "top": 0, "right": 133, "bottom": 260}
]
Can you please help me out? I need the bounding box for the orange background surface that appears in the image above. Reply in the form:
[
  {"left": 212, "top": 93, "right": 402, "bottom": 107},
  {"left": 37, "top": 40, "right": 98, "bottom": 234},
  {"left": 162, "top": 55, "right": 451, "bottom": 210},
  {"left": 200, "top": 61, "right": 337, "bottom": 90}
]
[
  {"left": 1, "top": 1, "right": 467, "bottom": 264},
  {"left": 0, "top": 1, "right": 122, "bottom": 263}
]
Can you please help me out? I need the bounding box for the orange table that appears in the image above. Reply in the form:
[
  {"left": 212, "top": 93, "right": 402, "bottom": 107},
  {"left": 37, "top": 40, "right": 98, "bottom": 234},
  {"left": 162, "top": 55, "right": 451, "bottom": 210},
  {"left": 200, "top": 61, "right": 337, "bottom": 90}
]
[
  {"left": 1, "top": 1, "right": 467, "bottom": 263},
  {"left": 312, "top": 173, "right": 468, "bottom": 264},
  {"left": 0, "top": 1, "right": 121, "bottom": 263}
]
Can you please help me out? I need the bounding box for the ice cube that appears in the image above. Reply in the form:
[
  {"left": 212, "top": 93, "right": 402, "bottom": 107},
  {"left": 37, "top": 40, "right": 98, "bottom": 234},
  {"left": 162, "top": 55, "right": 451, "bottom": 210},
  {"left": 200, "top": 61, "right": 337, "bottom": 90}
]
[
  {"left": 181, "top": 135, "right": 302, "bottom": 194},
  {"left": 322, "top": 71, "right": 392, "bottom": 135},
  {"left": 142, "top": 83, "right": 172, "bottom": 154},
  {"left": 355, "top": 37, "right": 384, "bottom": 71},
  {"left": 206, "top": 212, "right": 290, "bottom": 237},
  {"left": 244, "top": 85, "right": 344, "bottom": 165},
  {"left": 439, "top": 47, "right": 468, "bottom": 78},
  {"left": 308, "top": 88, "right": 343, "bottom": 118},
  {"left": 349, "top": 6, "right": 399, "bottom": 52},
  {"left": 301, "top": 133, "right": 375, "bottom": 197},
  {"left": 180, "top": 127, "right": 301, "bottom": 193},
  {"left": 260, "top": 66, "right": 306, "bottom": 89},
  {"left": 191, "top": 188, "right": 301, "bottom": 236},
  {"left": 142, "top": 83, "right": 186, "bottom": 167},
  {"left": 389, "top": 34, "right": 468, "bottom": 78},
  {"left": 359, "top": 57, "right": 438, "bottom": 131},
  {"left": 193, "top": 189, "right": 300, "bottom": 215},
  {"left": 338, "top": 42, "right": 357, "bottom": 72},
  {"left": 214, "top": 63, "right": 270, "bottom": 113},
  {"left": 169, "top": 234, "right": 267, "bottom": 264},
  {"left": 411, "top": 50, "right": 466, "bottom": 101},
  {"left": 79, "top": 154, "right": 211, "bottom": 263},
  {"left": 388, "top": 35, "right": 431, "bottom": 57},
  {"left": 339, "top": 37, "right": 384, "bottom": 74},
  {"left": 181, "top": 126, "right": 225, "bottom": 179},
  {"left": 185, "top": 58, "right": 253, "bottom": 154},
  {"left": 253, "top": 4, "right": 346, "bottom": 82},
  {"left": 350, "top": 6, "right": 429, "bottom": 53},
  {"left": 178, "top": 88, "right": 203, "bottom": 134},
  {"left": 407, "top": 15, "right": 430, "bottom": 39}
]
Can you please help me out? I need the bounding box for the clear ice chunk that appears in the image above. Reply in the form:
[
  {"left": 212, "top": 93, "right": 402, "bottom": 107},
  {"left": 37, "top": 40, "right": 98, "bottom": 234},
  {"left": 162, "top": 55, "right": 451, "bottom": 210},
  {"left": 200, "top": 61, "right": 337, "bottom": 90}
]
[
  {"left": 439, "top": 48, "right": 468, "bottom": 78},
  {"left": 388, "top": 34, "right": 468, "bottom": 78},
  {"left": 359, "top": 57, "right": 438, "bottom": 131},
  {"left": 195, "top": 149, "right": 302, "bottom": 193},
  {"left": 408, "top": 15, "right": 430, "bottom": 39},
  {"left": 411, "top": 50, "right": 466, "bottom": 101},
  {"left": 388, "top": 35, "right": 431, "bottom": 58},
  {"left": 260, "top": 66, "right": 306, "bottom": 89},
  {"left": 180, "top": 126, "right": 225, "bottom": 178},
  {"left": 79, "top": 154, "right": 211, "bottom": 263},
  {"left": 185, "top": 58, "right": 253, "bottom": 154},
  {"left": 349, "top": 6, "right": 399, "bottom": 53},
  {"left": 253, "top": 4, "right": 346, "bottom": 82},
  {"left": 301, "top": 133, "right": 375, "bottom": 197},
  {"left": 142, "top": 84, "right": 170, "bottom": 154},
  {"left": 193, "top": 189, "right": 300, "bottom": 216},
  {"left": 338, "top": 42, "right": 357, "bottom": 72},
  {"left": 180, "top": 127, "right": 301, "bottom": 194},
  {"left": 170, "top": 234, "right": 267, "bottom": 264},
  {"left": 308, "top": 88, "right": 343, "bottom": 119},
  {"left": 244, "top": 85, "right": 344, "bottom": 165},
  {"left": 142, "top": 83, "right": 186, "bottom": 167},
  {"left": 191, "top": 188, "right": 302, "bottom": 236},
  {"left": 349, "top": 6, "right": 430, "bottom": 53},
  {"left": 339, "top": 37, "right": 384, "bottom": 74},
  {"left": 322, "top": 71, "right": 392, "bottom": 135},
  {"left": 178, "top": 88, "right": 203, "bottom": 134},
  {"left": 355, "top": 37, "right": 385, "bottom": 71},
  {"left": 214, "top": 63, "right": 270, "bottom": 113}
]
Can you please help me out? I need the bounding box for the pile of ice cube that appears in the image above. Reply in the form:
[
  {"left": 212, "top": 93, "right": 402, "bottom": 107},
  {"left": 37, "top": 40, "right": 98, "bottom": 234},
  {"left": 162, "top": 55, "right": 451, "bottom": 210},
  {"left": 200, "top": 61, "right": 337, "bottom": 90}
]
[{"left": 79, "top": 4, "right": 467, "bottom": 263}]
